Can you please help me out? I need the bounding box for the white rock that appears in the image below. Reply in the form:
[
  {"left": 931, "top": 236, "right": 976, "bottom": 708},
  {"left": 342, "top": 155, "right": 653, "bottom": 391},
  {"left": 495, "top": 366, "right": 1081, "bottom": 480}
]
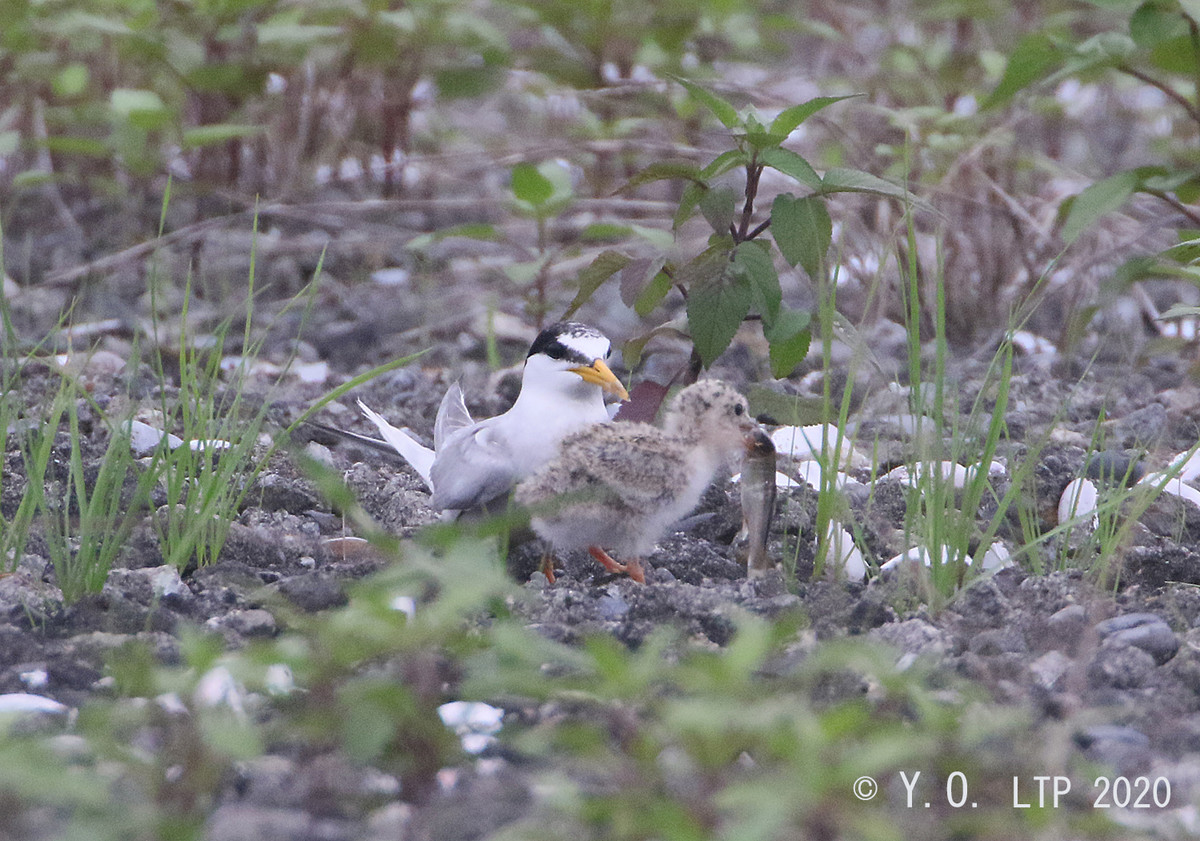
[
  {"left": 883, "top": 460, "right": 1003, "bottom": 489},
  {"left": 293, "top": 360, "right": 330, "bottom": 384}
]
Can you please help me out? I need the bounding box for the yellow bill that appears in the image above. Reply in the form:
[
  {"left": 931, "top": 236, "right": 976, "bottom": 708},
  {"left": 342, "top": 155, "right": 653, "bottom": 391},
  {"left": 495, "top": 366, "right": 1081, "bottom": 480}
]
[{"left": 571, "top": 358, "right": 629, "bottom": 401}]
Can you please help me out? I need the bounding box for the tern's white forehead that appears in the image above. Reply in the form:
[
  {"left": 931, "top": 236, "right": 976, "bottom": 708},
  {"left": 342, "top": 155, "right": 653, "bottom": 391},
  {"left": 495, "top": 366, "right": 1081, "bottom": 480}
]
[{"left": 526, "top": 322, "right": 612, "bottom": 365}]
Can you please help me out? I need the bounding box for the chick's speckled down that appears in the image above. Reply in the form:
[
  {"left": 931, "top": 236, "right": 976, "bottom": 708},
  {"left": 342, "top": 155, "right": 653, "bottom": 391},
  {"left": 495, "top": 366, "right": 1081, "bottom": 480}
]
[{"left": 516, "top": 380, "right": 759, "bottom": 572}]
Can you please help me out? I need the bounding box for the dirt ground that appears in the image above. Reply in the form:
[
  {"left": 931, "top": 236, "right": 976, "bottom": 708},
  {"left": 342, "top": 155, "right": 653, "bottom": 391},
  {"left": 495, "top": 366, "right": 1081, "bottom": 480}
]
[{"left": 5, "top": 172, "right": 1200, "bottom": 838}]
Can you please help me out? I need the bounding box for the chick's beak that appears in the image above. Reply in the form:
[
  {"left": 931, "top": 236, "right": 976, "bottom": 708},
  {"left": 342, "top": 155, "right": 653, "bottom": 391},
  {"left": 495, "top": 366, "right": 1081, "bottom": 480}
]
[
  {"left": 744, "top": 423, "right": 771, "bottom": 452},
  {"left": 572, "top": 358, "right": 629, "bottom": 401}
]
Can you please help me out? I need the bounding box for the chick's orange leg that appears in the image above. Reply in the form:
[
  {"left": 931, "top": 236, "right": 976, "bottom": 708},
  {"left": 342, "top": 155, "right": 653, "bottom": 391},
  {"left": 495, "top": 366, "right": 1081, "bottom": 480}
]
[
  {"left": 538, "top": 552, "right": 558, "bottom": 584},
  {"left": 587, "top": 546, "right": 645, "bottom": 584}
]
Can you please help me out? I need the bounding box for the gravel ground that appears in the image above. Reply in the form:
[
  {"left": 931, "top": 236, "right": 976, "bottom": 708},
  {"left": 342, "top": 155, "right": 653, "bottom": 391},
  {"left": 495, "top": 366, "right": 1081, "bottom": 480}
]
[{"left": 5, "top": 203, "right": 1200, "bottom": 839}]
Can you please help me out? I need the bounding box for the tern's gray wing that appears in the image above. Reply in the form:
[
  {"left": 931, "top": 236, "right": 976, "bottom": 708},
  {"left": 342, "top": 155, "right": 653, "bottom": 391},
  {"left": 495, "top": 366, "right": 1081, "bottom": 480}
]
[
  {"left": 429, "top": 418, "right": 522, "bottom": 511},
  {"left": 433, "top": 381, "right": 473, "bottom": 452}
]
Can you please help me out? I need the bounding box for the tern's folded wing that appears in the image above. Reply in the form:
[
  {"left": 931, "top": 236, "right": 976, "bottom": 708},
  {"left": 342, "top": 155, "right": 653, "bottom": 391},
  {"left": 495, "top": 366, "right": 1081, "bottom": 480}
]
[{"left": 429, "top": 421, "right": 521, "bottom": 511}]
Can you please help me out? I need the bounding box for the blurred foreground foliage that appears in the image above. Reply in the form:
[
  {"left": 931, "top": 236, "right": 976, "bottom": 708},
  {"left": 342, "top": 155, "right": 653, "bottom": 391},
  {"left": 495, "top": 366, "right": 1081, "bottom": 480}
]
[{"left": 0, "top": 530, "right": 1133, "bottom": 840}]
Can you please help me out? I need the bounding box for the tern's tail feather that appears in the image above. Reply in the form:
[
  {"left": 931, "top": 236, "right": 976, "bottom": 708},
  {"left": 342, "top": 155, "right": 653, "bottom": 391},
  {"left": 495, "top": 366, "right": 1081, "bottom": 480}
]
[
  {"left": 433, "top": 381, "right": 473, "bottom": 452},
  {"left": 357, "top": 399, "right": 435, "bottom": 491}
]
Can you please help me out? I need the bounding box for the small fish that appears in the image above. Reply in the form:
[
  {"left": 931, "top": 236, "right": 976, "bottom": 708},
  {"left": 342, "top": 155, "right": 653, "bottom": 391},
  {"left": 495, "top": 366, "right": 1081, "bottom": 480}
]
[{"left": 738, "top": 426, "right": 777, "bottom": 578}]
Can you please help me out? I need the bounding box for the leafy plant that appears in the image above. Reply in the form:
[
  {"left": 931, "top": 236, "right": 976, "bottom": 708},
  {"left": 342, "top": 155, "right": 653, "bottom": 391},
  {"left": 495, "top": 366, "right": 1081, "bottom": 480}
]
[
  {"left": 988, "top": 0, "right": 1200, "bottom": 289},
  {"left": 574, "top": 79, "right": 912, "bottom": 386}
]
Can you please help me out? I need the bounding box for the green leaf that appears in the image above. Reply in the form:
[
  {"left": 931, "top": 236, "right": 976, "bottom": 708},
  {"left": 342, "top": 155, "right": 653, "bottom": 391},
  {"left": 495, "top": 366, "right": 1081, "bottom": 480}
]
[
  {"left": 982, "top": 32, "right": 1060, "bottom": 109},
  {"left": 619, "top": 255, "right": 668, "bottom": 308},
  {"left": 503, "top": 255, "right": 550, "bottom": 286},
  {"left": 109, "top": 88, "right": 170, "bottom": 130},
  {"left": 1131, "top": 1, "right": 1189, "bottom": 48},
  {"left": 772, "top": 194, "right": 831, "bottom": 278},
  {"left": 764, "top": 308, "right": 813, "bottom": 378},
  {"left": 619, "top": 159, "right": 704, "bottom": 193},
  {"left": 687, "top": 257, "right": 752, "bottom": 368},
  {"left": 406, "top": 223, "right": 499, "bottom": 250},
  {"left": 700, "top": 149, "right": 746, "bottom": 180},
  {"left": 674, "top": 181, "right": 706, "bottom": 229},
  {"left": 435, "top": 65, "right": 502, "bottom": 99},
  {"left": 563, "top": 250, "right": 631, "bottom": 319},
  {"left": 760, "top": 147, "right": 822, "bottom": 190},
  {"left": 700, "top": 186, "right": 737, "bottom": 234},
  {"left": 671, "top": 75, "right": 739, "bottom": 129},
  {"left": 52, "top": 63, "right": 88, "bottom": 98},
  {"left": 746, "top": 384, "right": 827, "bottom": 426},
  {"left": 511, "top": 162, "right": 555, "bottom": 206},
  {"left": 182, "top": 124, "right": 265, "bottom": 148},
  {"left": 768, "top": 95, "right": 859, "bottom": 138},
  {"left": 634, "top": 271, "right": 673, "bottom": 317},
  {"left": 1061, "top": 169, "right": 1140, "bottom": 244},
  {"left": 819, "top": 168, "right": 910, "bottom": 202},
  {"left": 733, "top": 240, "right": 780, "bottom": 322}
]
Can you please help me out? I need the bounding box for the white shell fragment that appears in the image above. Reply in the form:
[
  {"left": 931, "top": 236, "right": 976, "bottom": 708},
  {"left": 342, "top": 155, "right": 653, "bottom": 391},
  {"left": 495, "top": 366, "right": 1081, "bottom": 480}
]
[
  {"left": 195, "top": 666, "right": 246, "bottom": 719},
  {"left": 824, "top": 521, "right": 867, "bottom": 581},
  {"left": 880, "top": 545, "right": 951, "bottom": 573},
  {"left": 1009, "top": 330, "right": 1057, "bottom": 357},
  {"left": 126, "top": 420, "right": 231, "bottom": 456},
  {"left": 0, "top": 693, "right": 69, "bottom": 716},
  {"left": 771, "top": 425, "right": 868, "bottom": 469},
  {"left": 794, "top": 459, "right": 856, "bottom": 491},
  {"left": 1139, "top": 471, "right": 1200, "bottom": 508},
  {"left": 1057, "top": 477, "right": 1099, "bottom": 529},
  {"left": 264, "top": 664, "right": 295, "bottom": 697},
  {"left": 438, "top": 701, "right": 504, "bottom": 755},
  {"left": 1166, "top": 447, "right": 1200, "bottom": 484},
  {"left": 128, "top": 420, "right": 184, "bottom": 455},
  {"left": 883, "top": 460, "right": 1004, "bottom": 489},
  {"left": 980, "top": 542, "right": 1013, "bottom": 571}
]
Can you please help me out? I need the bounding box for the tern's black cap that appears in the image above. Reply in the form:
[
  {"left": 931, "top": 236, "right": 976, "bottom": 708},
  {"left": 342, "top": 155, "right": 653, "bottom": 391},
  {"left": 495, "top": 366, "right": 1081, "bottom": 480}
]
[{"left": 526, "top": 322, "right": 610, "bottom": 363}]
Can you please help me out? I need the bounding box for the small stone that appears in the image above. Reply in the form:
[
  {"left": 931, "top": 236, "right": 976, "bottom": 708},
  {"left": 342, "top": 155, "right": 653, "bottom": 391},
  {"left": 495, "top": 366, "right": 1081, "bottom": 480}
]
[
  {"left": 1047, "top": 604, "right": 1087, "bottom": 639},
  {"left": 969, "top": 627, "right": 1027, "bottom": 656},
  {"left": 1095, "top": 613, "right": 1179, "bottom": 665},
  {"left": 870, "top": 618, "right": 951, "bottom": 658},
  {"left": 213, "top": 609, "right": 277, "bottom": 638},
  {"left": 1074, "top": 725, "right": 1151, "bottom": 775},
  {"left": 1029, "top": 650, "right": 1072, "bottom": 691},
  {"left": 597, "top": 587, "right": 629, "bottom": 620},
  {"left": 1087, "top": 640, "right": 1157, "bottom": 689},
  {"left": 205, "top": 805, "right": 312, "bottom": 841}
]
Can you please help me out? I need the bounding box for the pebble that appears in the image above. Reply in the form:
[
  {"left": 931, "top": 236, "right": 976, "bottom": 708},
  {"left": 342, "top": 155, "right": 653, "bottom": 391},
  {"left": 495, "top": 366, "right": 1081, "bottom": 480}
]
[
  {"left": 1074, "top": 725, "right": 1152, "bottom": 775},
  {"left": 597, "top": 587, "right": 630, "bottom": 620},
  {"left": 969, "top": 627, "right": 1027, "bottom": 656},
  {"left": 1029, "top": 650, "right": 1072, "bottom": 691},
  {"left": 206, "top": 609, "right": 277, "bottom": 639},
  {"left": 1095, "top": 613, "right": 1179, "bottom": 665},
  {"left": 205, "top": 805, "right": 321, "bottom": 841},
  {"left": 1088, "top": 639, "right": 1157, "bottom": 689},
  {"left": 1046, "top": 604, "right": 1087, "bottom": 639}
]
